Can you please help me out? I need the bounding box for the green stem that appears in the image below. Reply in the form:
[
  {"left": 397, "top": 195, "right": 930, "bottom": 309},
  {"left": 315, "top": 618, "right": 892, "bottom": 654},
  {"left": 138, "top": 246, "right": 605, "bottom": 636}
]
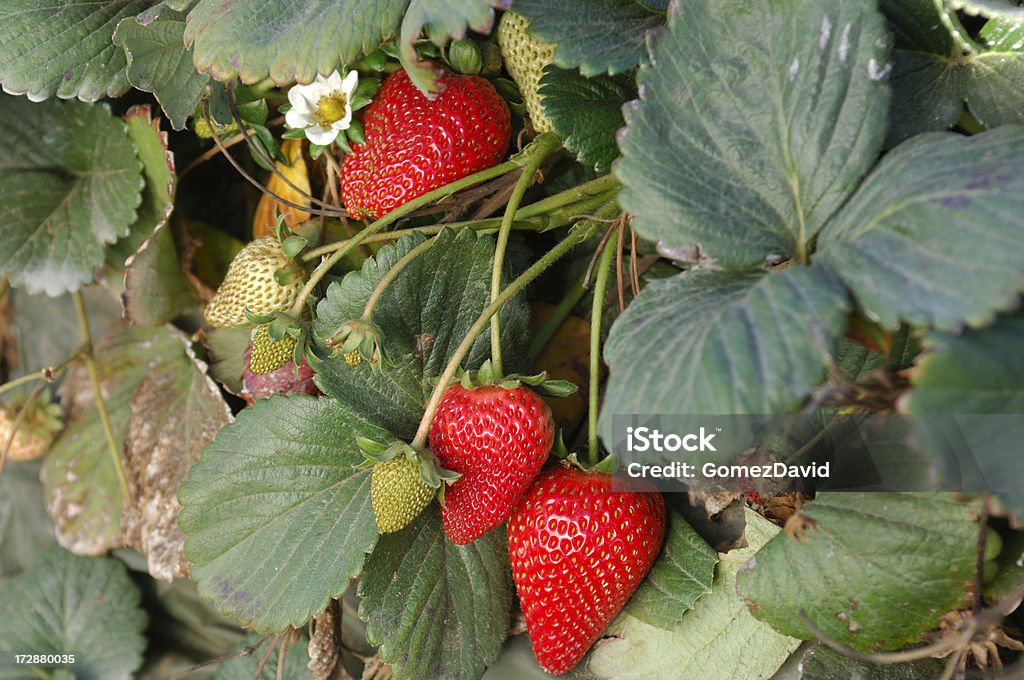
[
  {"left": 0, "top": 351, "right": 81, "bottom": 400},
  {"left": 587, "top": 241, "right": 616, "bottom": 465},
  {"left": 411, "top": 225, "right": 598, "bottom": 449},
  {"left": 490, "top": 132, "right": 561, "bottom": 378},
  {"left": 0, "top": 276, "right": 9, "bottom": 301},
  {"left": 299, "top": 175, "right": 621, "bottom": 262},
  {"left": 72, "top": 292, "right": 129, "bottom": 504},
  {"left": 361, "top": 237, "right": 436, "bottom": 320},
  {"left": 289, "top": 156, "right": 528, "bottom": 316}
]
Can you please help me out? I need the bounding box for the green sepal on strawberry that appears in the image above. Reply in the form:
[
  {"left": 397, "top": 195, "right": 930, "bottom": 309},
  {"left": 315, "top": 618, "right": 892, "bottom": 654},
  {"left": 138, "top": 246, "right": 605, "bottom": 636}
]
[
  {"left": 322, "top": 319, "right": 388, "bottom": 371},
  {"left": 360, "top": 438, "right": 461, "bottom": 534},
  {"left": 508, "top": 465, "right": 666, "bottom": 675},
  {"left": 339, "top": 67, "right": 512, "bottom": 219},
  {"left": 428, "top": 363, "right": 573, "bottom": 545}
]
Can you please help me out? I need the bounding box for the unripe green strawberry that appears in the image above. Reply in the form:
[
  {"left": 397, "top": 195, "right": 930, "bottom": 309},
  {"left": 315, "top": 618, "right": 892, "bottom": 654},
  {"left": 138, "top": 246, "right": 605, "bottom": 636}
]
[
  {"left": 204, "top": 238, "right": 305, "bottom": 328},
  {"left": 0, "top": 393, "right": 63, "bottom": 462},
  {"left": 371, "top": 455, "right": 436, "bottom": 533},
  {"left": 248, "top": 324, "right": 297, "bottom": 374},
  {"left": 497, "top": 11, "right": 555, "bottom": 134}
]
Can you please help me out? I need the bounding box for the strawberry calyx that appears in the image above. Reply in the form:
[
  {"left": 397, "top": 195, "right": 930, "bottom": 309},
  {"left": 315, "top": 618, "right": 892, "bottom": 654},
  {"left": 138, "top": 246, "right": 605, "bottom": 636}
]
[
  {"left": 357, "top": 437, "right": 461, "bottom": 493},
  {"left": 323, "top": 319, "right": 388, "bottom": 371},
  {"left": 452, "top": 360, "right": 577, "bottom": 397}
]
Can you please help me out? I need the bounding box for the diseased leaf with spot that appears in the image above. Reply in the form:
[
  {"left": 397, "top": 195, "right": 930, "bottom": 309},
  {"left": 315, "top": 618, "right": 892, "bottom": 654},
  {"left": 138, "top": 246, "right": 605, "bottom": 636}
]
[{"left": 816, "top": 128, "right": 1024, "bottom": 331}]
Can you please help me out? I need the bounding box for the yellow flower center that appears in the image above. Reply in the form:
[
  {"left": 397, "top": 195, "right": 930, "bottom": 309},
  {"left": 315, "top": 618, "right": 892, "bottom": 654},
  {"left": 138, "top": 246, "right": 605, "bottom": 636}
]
[{"left": 313, "top": 94, "right": 348, "bottom": 127}]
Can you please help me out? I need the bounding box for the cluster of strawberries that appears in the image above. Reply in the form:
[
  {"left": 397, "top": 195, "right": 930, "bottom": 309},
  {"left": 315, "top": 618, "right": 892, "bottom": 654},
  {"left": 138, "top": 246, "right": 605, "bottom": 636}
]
[{"left": 200, "top": 13, "right": 667, "bottom": 674}]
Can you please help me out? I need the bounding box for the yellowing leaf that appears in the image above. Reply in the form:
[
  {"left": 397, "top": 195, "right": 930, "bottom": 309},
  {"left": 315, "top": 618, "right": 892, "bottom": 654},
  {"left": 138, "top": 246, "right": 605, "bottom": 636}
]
[{"left": 253, "top": 138, "right": 312, "bottom": 238}]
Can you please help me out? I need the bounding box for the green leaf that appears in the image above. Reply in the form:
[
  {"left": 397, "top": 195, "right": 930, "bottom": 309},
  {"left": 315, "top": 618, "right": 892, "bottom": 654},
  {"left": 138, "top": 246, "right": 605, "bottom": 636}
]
[
  {"left": 624, "top": 510, "right": 717, "bottom": 629},
  {"left": 736, "top": 493, "right": 979, "bottom": 651},
  {"left": 0, "top": 460, "right": 54, "bottom": 577},
  {"left": 798, "top": 645, "right": 945, "bottom": 679},
  {"left": 0, "top": 96, "right": 143, "bottom": 295},
  {"left": 313, "top": 229, "right": 530, "bottom": 439},
  {"left": 121, "top": 333, "right": 232, "bottom": 581},
  {"left": 946, "top": 0, "right": 1024, "bottom": 19},
  {"left": 538, "top": 65, "right": 635, "bottom": 172},
  {"left": 42, "top": 325, "right": 186, "bottom": 555},
  {"left": 214, "top": 634, "right": 312, "bottom": 680},
  {"left": 513, "top": 0, "right": 664, "bottom": 76},
  {"left": 358, "top": 506, "right": 512, "bottom": 680},
  {"left": 179, "top": 395, "right": 385, "bottom": 631},
  {"left": 0, "top": 0, "right": 149, "bottom": 101},
  {"left": 108, "top": 104, "right": 179, "bottom": 273},
  {"left": 114, "top": 12, "right": 211, "bottom": 131},
  {"left": 616, "top": 0, "right": 890, "bottom": 268},
  {"left": 0, "top": 546, "right": 147, "bottom": 680},
  {"left": 903, "top": 311, "right": 1024, "bottom": 517},
  {"left": 881, "top": 0, "right": 1024, "bottom": 144},
  {"left": 590, "top": 510, "right": 800, "bottom": 680},
  {"left": 599, "top": 266, "right": 849, "bottom": 444},
  {"left": 184, "top": 0, "right": 407, "bottom": 85},
  {"left": 399, "top": 0, "right": 507, "bottom": 94},
  {"left": 815, "top": 127, "right": 1024, "bottom": 332}
]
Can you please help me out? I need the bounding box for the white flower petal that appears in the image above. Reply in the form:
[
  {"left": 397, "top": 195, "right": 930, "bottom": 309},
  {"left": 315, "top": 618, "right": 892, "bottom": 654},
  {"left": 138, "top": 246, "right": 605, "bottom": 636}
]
[
  {"left": 332, "top": 109, "right": 353, "bottom": 131},
  {"left": 285, "top": 108, "right": 312, "bottom": 130},
  {"left": 324, "top": 70, "right": 343, "bottom": 90},
  {"left": 305, "top": 125, "right": 340, "bottom": 146},
  {"left": 341, "top": 70, "right": 359, "bottom": 97}
]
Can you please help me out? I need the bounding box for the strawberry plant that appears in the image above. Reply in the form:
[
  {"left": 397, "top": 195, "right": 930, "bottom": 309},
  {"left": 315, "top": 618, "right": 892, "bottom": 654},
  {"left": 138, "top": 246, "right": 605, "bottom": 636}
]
[{"left": 0, "top": 1, "right": 1023, "bottom": 679}]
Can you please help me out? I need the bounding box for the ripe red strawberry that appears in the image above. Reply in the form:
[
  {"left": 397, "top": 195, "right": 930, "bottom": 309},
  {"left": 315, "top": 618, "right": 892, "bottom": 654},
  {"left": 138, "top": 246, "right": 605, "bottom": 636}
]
[
  {"left": 429, "top": 383, "right": 554, "bottom": 545},
  {"left": 508, "top": 467, "right": 666, "bottom": 675},
  {"left": 340, "top": 68, "right": 511, "bottom": 219}
]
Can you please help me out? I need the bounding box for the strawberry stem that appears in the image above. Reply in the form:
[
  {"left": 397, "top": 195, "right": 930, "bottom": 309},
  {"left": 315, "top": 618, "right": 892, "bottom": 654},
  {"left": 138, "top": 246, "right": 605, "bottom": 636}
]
[
  {"left": 411, "top": 224, "right": 601, "bottom": 449},
  {"left": 289, "top": 156, "right": 530, "bottom": 317},
  {"left": 0, "top": 349, "right": 82, "bottom": 400},
  {"left": 299, "top": 174, "right": 621, "bottom": 262},
  {"left": 587, "top": 232, "right": 617, "bottom": 466},
  {"left": 72, "top": 291, "right": 130, "bottom": 504},
  {"left": 361, "top": 236, "right": 436, "bottom": 321},
  {"left": 489, "top": 132, "right": 561, "bottom": 379}
]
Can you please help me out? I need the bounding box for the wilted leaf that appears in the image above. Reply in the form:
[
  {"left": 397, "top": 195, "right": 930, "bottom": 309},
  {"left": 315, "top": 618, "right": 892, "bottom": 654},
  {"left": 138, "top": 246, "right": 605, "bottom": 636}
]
[
  {"left": 42, "top": 325, "right": 186, "bottom": 554},
  {"left": 121, "top": 333, "right": 232, "bottom": 581}
]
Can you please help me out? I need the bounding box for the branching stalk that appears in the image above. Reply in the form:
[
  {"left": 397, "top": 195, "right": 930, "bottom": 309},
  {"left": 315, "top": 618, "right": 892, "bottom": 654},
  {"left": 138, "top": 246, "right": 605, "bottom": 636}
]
[
  {"left": 289, "top": 156, "right": 529, "bottom": 317},
  {"left": 72, "top": 292, "right": 129, "bottom": 503},
  {"left": 489, "top": 132, "right": 561, "bottom": 378},
  {"left": 410, "top": 225, "right": 598, "bottom": 449},
  {"left": 587, "top": 234, "right": 617, "bottom": 465}
]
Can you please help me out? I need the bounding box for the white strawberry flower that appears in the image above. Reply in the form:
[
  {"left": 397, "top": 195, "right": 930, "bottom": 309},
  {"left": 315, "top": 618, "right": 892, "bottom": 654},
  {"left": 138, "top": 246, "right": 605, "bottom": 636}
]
[{"left": 285, "top": 70, "right": 359, "bottom": 145}]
